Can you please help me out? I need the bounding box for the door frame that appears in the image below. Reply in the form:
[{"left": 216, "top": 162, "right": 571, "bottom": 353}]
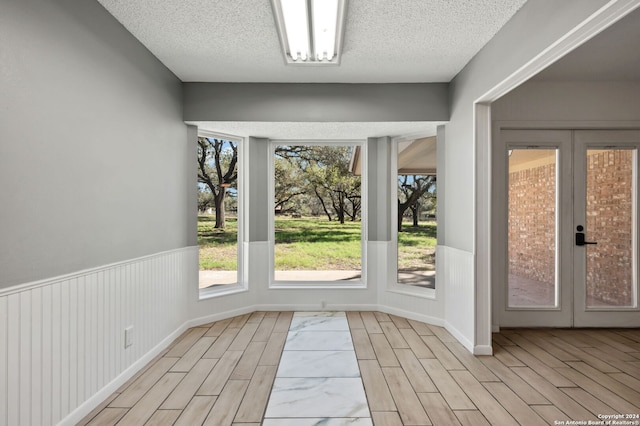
[{"left": 491, "top": 122, "right": 640, "bottom": 330}]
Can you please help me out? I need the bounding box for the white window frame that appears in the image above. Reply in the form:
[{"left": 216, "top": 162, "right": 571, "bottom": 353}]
[
  {"left": 389, "top": 136, "right": 437, "bottom": 299},
  {"left": 198, "top": 130, "right": 248, "bottom": 300},
  {"left": 268, "top": 139, "right": 368, "bottom": 289}
]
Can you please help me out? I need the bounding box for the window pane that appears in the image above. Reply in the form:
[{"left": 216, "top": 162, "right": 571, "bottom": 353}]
[
  {"left": 585, "top": 149, "right": 636, "bottom": 307},
  {"left": 397, "top": 139, "right": 437, "bottom": 288},
  {"left": 197, "top": 137, "right": 239, "bottom": 289},
  {"left": 274, "top": 145, "right": 362, "bottom": 282},
  {"left": 508, "top": 149, "right": 557, "bottom": 307}
]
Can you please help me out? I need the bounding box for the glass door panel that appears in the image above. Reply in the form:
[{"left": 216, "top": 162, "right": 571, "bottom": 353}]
[
  {"left": 585, "top": 149, "right": 636, "bottom": 308},
  {"left": 574, "top": 130, "right": 640, "bottom": 327},
  {"left": 508, "top": 149, "right": 558, "bottom": 307}
]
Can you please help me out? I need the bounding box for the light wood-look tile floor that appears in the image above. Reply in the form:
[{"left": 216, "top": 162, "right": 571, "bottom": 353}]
[{"left": 80, "top": 311, "right": 640, "bottom": 425}]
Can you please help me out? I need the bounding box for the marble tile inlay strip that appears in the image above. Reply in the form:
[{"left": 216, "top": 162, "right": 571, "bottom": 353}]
[{"left": 264, "top": 312, "right": 372, "bottom": 425}]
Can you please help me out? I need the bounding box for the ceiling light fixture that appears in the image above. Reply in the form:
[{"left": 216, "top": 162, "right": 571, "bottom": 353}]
[{"left": 272, "top": 0, "right": 347, "bottom": 65}]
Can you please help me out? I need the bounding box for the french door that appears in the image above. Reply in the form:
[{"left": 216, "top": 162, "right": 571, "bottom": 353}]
[{"left": 498, "top": 129, "right": 640, "bottom": 327}]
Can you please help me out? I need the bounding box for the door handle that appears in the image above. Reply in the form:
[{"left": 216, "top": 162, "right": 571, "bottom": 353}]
[
  {"left": 575, "top": 226, "right": 597, "bottom": 246},
  {"left": 575, "top": 233, "right": 597, "bottom": 246}
]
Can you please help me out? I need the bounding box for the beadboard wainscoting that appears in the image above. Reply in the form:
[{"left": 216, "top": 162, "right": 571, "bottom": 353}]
[
  {"left": 441, "top": 246, "right": 477, "bottom": 354},
  {"left": 0, "top": 246, "right": 197, "bottom": 426}
]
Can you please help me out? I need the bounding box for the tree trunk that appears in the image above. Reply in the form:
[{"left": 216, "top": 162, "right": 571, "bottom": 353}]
[
  {"left": 315, "top": 188, "right": 332, "bottom": 221},
  {"left": 214, "top": 189, "right": 226, "bottom": 228},
  {"left": 411, "top": 203, "right": 419, "bottom": 227},
  {"left": 398, "top": 200, "right": 409, "bottom": 232}
]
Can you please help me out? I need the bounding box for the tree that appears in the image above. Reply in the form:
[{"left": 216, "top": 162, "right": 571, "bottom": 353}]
[
  {"left": 197, "top": 137, "right": 237, "bottom": 228},
  {"left": 398, "top": 175, "right": 436, "bottom": 232}
]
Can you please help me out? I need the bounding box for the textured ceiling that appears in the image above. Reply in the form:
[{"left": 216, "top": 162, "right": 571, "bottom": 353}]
[{"left": 97, "top": 0, "right": 527, "bottom": 83}]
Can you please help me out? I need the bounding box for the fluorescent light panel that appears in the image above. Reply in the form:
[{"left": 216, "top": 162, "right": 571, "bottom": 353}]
[{"left": 273, "top": 0, "right": 346, "bottom": 65}]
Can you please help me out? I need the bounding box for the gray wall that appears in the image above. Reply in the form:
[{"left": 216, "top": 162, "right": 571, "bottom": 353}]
[
  {"left": 0, "top": 0, "right": 188, "bottom": 288},
  {"left": 444, "top": 0, "right": 609, "bottom": 252},
  {"left": 493, "top": 81, "right": 640, "bottom": 122},
  {"left": 183, "top": 83, "right": 449, "bottom": 122}
]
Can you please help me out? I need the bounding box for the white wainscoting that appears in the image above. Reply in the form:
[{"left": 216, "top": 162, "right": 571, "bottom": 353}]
[
  {"left": 0, "top": 246, "right": 196, "bottom": 426},
  {"left": 441, "top": 246, "right": 477, "bottom": 353}
]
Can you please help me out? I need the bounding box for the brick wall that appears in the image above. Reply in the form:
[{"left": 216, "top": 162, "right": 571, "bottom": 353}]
[
  {"left": 508, "top": 162, "right": 556, "bottom": 287},
  {"left": 508, "top": 150, "right": 633, "bottom": 306},
  {"left": 585, "top": 150, "right": 633, "bottom": 306}
]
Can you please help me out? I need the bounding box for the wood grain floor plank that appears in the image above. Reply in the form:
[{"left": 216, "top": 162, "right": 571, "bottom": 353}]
[
  {"left": 420, "top": 359, "right": 475, "bottom": 410},
  {"left": 117, "top": 372, "right": 185, "bottom": 426},
  {"left": 382, "top": 367, "right": 432, "bottom": 425},
  {"left": 161, "top": 358, "right": 218, "bottom": 410},
  {"left": 346, "top": 311, "right": 365, "bottom": 329},
  {"left": 170, "top": 336, "right": 216, "bottom": 372},
  {"left": 454, "top": 410, "right": 491, "bottom": 426},
  {"left": 561, "top": 362, "right": 640, "bottom": 410},
  {"left": 394, "top": 348, "right": 437, "bottom": 392},
  {"left": 532, "top": 405, "right": 570, "bottom": 425},
  {"left": 247, "top": 311, "right": 265, "bottom": 323},
  {"left": 510, "top": 367, "right": 597, "bottom": 421},
  {"left": 480, "top": 356, "right": 549, "bottom": 405},
  {"left": 491, "top": 333, "right": 515, "bottom": 346},
  {"left": 359, "top": 359, "right": 396, "bottom": 411},
  {"left": 86, "top": 408, "right": 127, "bottom": 426},
  {"left": 502, "top": 345, "right": 576, "bottom": 388},
  {"left": 561, "top": 387, "right": 618, "bottom": 417},
  {"left": 399, "top": 328, "right": 435, "bottom": 359},
  {"left": 506, "top": 333, "right": 568, "bottom": 369},
  {"left": 234, "top": 365, "right": 277, "bottom": 423},
  {"left": 145, "top": 409, "right": 181, "bottom": 425},
  {"left": 228, "top": 313, "right": 251, "bottom": 328},
  {"left": 428, "top": 325, "right": 458, "bottom": 343},
  {"left": 545, "top": 336, "right": 619, "bottom": 373},
  {"left": 589, "top": 330, "right": 638, "bottom": 352},
  {"left": 371, "top": 411, "right": 403, "bottom": 426},
  {"left": 449, "top": 370, "right": 516, "bottom": 426},
  {"left": 251, "top": 317, "right": 277, "bottom": 342},
  {"left": 273, "top": 312, "right": 293, "bottom": 332},
  {"left": 417, "top": 392, "right": 461, "bottom": 426},
  {"left": 381, "top": 321, "right": 410, "bottom": 349},
  {"left": 203, "top": 380, "right": 249, "bottom": 426},
  {"left": 492, "top": 343, "right": 525, "bottom": 367},
  {"left": 230, "top": 341, "right": 267, "bottom": 380},
  {"left": 165, "top": 328, "right": 208, "bottom": 358},
  {"left": 444, "top": 342, "right": 499, "bottom": 382},
  {"left": 389, "top": 314, "right": 412, "bottom": 329},
  {"left": 483, "top": 381, "right": 547, "bottom": 426},
  {"left": 421, "top": 336, "right": 465, "bottom": 370},
  {"left": 228, "top": 322, "right": 260, "bottom": 351},
  {"left": 204, "top": 318, "right": 232, "bottom": 337},
  {"left": 203, "top": 327, "right": 240, "bottom": 359},
  {"left": 174, "top": 396, "right": 216, "bottom": 426},
  {"left": 408, "top": 319, "right": 434, "bottom": 336},
  {"left": 351, "top": 328, "right": 376, "bottom": 360},
  {"left": 525, "top": 332, "right": 581, "bottom": 361},
  {"left": 374, "top": 311, "right": 392, "bottom": 322},
  {"left": 197, "top": 351, "right": 244, "bottom": 396},
  {"left": 77, "top": 393, "right": 119, "bottom": 425},
  {"left": 361, "top": 311, "right": 383, "bottom": 333},
  {"left": 110, "top": 357, "right": 178, "bottom": 408},
  {"left": 370, "top": 333, "right": 400, "bottom": 367},
  {"left": 569, "top": 361, "right": 640, "bottom": 400},
  {"left": 258, "top": 332, "right": 287, "bottom": 366},
  {"left": 608, "top": 371, "right": 640, "bottom": 389}
]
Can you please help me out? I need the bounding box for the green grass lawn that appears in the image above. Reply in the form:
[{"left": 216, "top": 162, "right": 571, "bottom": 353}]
[
  {"left": 398, "top": 220, "right": 437, "bottom": 270},
  {"left": 198, "top": 215, "right": 436, "bottom": 271}
]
